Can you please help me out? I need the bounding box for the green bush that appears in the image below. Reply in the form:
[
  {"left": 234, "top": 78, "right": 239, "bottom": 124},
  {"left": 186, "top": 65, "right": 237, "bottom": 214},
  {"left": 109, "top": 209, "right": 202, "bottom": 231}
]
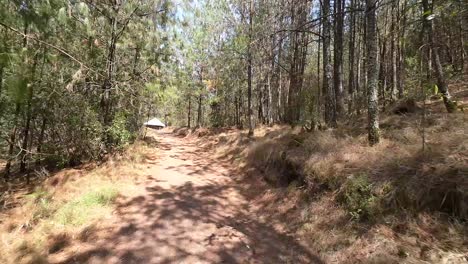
[
  {"left": 339, "top": 174, "right": 378, "bottom": 221},
  {"left": 108, "top": 112, "right": 133, "bottom": 149}
]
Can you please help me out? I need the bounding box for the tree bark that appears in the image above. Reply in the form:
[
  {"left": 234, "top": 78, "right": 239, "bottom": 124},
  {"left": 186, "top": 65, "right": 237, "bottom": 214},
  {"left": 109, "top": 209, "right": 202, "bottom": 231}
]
[
  {"left": 348, "top": 0, "right": 356, "bottom": 114},
  {"left": 197, "top": 67, "right": 203, "bottom": 127},
  {"left": 247, "top": 0, "right": 254, "bottom": 136},
  {"left": 0, "top": 66, "right": 3, "bottom": 98},
  {"left": 35, "top": 117, "right": 47, "bottom": 166},
  {"left": 5, "top": 104, "right": 20, "bottom": 177},
  {"left": 422, "top": 0, "right": 456, "bottom": 113},
  {"left": 5, "top": 22, "right": 28, "bottom": 177},
  {"left": 334, "top": 0, "right": 345, "bottom": 116},
  {"left": 390, "top": 0, "right": 398, "bottom": 101},
  {"left": 323, "top": 0, "right": 336, "bottom": 127},
  {"left": 366, "top": 0, "right": 380, "bottom": 146},
  {"left": 20, "top": 54, "right": 39, "bottom": 173},
  {"left": 187, "top": 94, "right": 191, "bottom": 128},
  {"left": 398, "top": 0, "right": 407, "bottom": 98},
  {"left": 101, "top": 13, "right": 118, "bottom": 145}
]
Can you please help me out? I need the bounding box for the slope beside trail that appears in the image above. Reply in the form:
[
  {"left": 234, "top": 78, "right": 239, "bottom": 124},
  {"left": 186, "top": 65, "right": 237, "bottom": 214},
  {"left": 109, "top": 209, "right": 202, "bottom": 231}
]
[{"left": 53, "top": 131, "right": 323, "bottom": 264}]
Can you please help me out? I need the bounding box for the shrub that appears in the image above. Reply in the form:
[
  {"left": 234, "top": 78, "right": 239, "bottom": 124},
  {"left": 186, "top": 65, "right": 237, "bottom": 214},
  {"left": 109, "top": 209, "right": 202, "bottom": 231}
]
[
  {"left": 339, "top": 174, "right": 378, "bottom": 221},
  {"left": 108, "top": 112, "right": 133, "bottom": 150}
]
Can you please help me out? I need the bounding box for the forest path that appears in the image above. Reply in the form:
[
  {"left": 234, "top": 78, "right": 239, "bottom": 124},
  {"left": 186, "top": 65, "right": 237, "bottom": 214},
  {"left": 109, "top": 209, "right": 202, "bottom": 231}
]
[{"left": 54, "top": 131, "right": 322, "bottom": 264}]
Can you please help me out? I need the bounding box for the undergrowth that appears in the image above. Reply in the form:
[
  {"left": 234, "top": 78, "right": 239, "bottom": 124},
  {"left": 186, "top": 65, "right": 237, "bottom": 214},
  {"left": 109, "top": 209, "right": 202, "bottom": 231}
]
[
  {"left": 202, "top": 106, "right": 468, "bottom": 261},
  {"left": 0, "top": 184, "right": 120, "bottom": 264},
  {"left": 53, "top": 186, "right": 118, "bottom": 227},
  {"left": 338, "top": 174, "right": 379, "bottom": 221},
  {"left": 0, "top": 136, "right": 152, "bottom": 264}
]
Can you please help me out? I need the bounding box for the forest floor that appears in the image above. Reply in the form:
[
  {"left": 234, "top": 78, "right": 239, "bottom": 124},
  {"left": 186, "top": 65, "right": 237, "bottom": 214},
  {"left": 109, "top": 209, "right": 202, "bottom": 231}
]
[
  {"left": 1, "top": 130, "right": 324, "bottom": 264},
  {"left": 1, "top": 81, "right": 467, "bottom": 263},
  {"left": 50, "top": 131, "right": 324, "bottom": 263}
]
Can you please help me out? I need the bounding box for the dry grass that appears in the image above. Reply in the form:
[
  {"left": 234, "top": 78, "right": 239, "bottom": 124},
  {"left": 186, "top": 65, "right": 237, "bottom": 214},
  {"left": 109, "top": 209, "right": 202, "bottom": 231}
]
[
  {"left": 0, "top": 138, "right": 154, "bottom": 264},
  {"left": 184, "top": 96, "right": 468, "bottom": 262}
]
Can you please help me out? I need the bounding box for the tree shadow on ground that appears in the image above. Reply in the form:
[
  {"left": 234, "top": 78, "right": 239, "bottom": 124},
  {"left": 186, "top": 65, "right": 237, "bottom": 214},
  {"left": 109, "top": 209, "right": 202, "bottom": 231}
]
[{"left": 54, "top": 132, "right": 324, "bottom": 264}]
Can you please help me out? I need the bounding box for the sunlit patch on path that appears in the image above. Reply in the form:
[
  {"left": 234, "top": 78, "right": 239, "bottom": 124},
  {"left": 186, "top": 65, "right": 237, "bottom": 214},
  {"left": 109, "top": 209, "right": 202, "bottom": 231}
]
[{"left": 51, "top": 131, "right": 322, "bottom": 264}]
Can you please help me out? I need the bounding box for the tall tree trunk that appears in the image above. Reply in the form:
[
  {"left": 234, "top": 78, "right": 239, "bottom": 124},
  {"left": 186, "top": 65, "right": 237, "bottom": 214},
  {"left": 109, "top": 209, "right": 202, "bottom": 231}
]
[
  {"left": 187, "top": 95, "right": 191, "bottom": 128},
  {"left": 235, "top": 93, "right": 240, "bottom": 128},
  {"left": 398, "top": 0, "right": 407, "bottom": 98},
  {"left": 390, "top": 0, "right": 398, "bottom": 101},
  {"left": 5, "top": 104, "right": 20, "bottom": 177},
  {"left": 297, "top": 1, "right": 308, "bottom": 122},
  {"left": 0, "top": 66, "right": 3, "bottom": 98},
  {"left": 197, "top": 68, "right": 203, "bottom": 127},
  {"left": 378, "top": 35, "right": 387, "bottom": 107},
  {"left": 366, "top": 0, "right": 380, "bottom": 145},
  {"left": 5, "top": 22, "right": 28, "bottom": 177},
  {"left": 267, "top": 33, "right": 274, "bottom": 125},
  {"left": 317, "top": 7, "right": 321, "bottom": 116},
  {"left": 348, "top": 0, "right": 356, "bottom": 114},
  {"left": 422, "top": 0, "right": 456, "bottom": 113},
  {"left": 132, "top": 46, "right": 140, "bottom": 76},
  {"left": 20, "top": 54, "right": 39, "bottom": 173},
  {"left": 287, "top": 11, "right": 298, "bottom": 124},
  {"left": 334, "top": 0, "right": 345, "bottom": 116},
  {"left": 197, "top": 94, "right": 203, "bottom": 127},
  {"left": 275, "top": 27, "right": 284, "bottom": 123},
  {"left": 458, "top": 0, "right": 465, "bottom": 72},
  {"left": 101, "top": 14, "right": 118, "bottom": 144},
  {"left": 247, "top": 0, "right": 254, "bottom": 136},
  {"left": 323, "top": 0, "right": 336, "bottom": 127},
  {"left": 35, "top": 117, "right": 47, "bottom": 166}
]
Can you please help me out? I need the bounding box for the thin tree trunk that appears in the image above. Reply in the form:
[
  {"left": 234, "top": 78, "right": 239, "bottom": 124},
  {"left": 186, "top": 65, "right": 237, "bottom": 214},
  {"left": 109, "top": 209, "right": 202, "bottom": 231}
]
[
  {"left": 366, "top": 0, "right": 380, "bottom": 146},
  {"left": 297, "top": 1, "right": 308, "bottom": 122},
  {"left": 101, "top": 15, "right": 118, "bottom": 145},
  {"left": 323, "top": 0, "right": 336, "bottom": 127},
  {"left": 287, "top": 2, "right": 297, "bottom": 124},
  {"left": 379, "top": 35, "right": 387, "bottom": 107},
  {"left": 390, "top": 0, "right": 398, "bottom": 101},
  {"left": 0, "top": 66, "right": 3, "bottom": 98},
  {"left": 356, "top": 5, "right": 363, "bottom": 115},
  {"left": 458, "top": 0, "right": 465, "bottom": 71},
  {"left": 20, "top": 54, "right": 39, "bottom": 173},
  {"left": 348, "top": 0, "right": 355, "bottom": 114},
  {"left": 5, "top": 104, "right": 20, "bottom": 177},
  {"left": 5, "top": 22, "right": 28, "bottom": 177},
  {"left": 268, "top": 32, "right": 275, "bottom": 125},
  {"left": 275, "top": 30, "right": 284, "bottom": 123},
  {"left": 132, "top": 46, "right": 140, "bottom": 76},
  {"left": 334, "top": 0, "right": 345, "bottom": 116},
  {"left": 36, "top": 117, "right": 47, "bottom": 166},
  {"left": 247, "top": 0, "right": 254, "bottom": 136},
  {"left": 398, "top": 0, "right": 407, "bottom": 98},
  {"left": 422, "top": 0, "right": 456, "bottom": 113},
  {"left": 317, "top": 7, "right": 321, "bottom": 116},
  {"left": 187, "top": 95, "right": 191, "bottom": 128}
]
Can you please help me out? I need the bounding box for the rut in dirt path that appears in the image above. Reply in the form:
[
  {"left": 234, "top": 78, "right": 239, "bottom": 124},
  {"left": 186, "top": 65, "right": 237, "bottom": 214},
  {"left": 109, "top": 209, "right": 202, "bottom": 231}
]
[{"left": 57, "top": 131, "right": 323, "bottom": 264}]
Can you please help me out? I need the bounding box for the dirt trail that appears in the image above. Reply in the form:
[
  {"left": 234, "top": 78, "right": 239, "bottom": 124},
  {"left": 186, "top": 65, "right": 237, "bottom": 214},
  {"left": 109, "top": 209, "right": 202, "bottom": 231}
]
[{"left": 53, "top": 131, "right": 322, "bottom": 264}]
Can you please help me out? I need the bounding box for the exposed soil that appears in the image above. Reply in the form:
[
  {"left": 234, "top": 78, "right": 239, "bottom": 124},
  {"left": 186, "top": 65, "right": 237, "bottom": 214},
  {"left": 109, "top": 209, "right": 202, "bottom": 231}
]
[{"left": 49, "top": 131, "right": 323, "bottom": 263}]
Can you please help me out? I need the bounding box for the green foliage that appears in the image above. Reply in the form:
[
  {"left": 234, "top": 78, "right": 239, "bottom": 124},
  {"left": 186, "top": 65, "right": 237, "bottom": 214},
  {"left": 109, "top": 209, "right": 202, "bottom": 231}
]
[
  {"left": 6, "top": 74, "right": 28, "bottom": 104},
  {"left": 108, "top": 112, "right": 132, "bottom": 149},
  {"left": 0, "top": 0, "right": 180, "bottom": 172},
  {"left": 209, "top": 97, "right": 222, "bottom": 127},
  {"left": 339, "top": 174, "right": 378, "bottom": 221}
]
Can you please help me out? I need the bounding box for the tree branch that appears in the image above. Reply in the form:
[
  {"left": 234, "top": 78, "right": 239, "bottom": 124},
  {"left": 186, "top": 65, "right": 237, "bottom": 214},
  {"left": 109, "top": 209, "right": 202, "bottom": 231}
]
[{"left": 0, "top": 21, "right": 98, "bottom": 75}]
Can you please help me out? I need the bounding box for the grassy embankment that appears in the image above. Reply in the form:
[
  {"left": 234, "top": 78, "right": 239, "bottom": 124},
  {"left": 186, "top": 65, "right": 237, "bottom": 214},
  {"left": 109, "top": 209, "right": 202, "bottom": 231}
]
[{"left": 0, "top": 139, "right": 156, "bottom": 264}]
